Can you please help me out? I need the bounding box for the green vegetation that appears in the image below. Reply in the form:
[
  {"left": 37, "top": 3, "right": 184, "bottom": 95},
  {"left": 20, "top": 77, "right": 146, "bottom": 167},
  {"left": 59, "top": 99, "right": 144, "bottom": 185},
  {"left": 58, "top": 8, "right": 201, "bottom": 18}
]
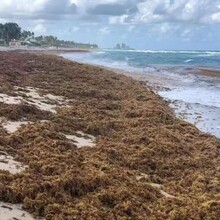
[
  {"left": 0, "top": 22, "right": 98, "bottom": 49},
  {"left": 0, "top": 23, "right": 21, "bottom": 45},
  {"left": 20, "top": 30, "right": 34, "bottom": 40},
  {"left": 35, "top": 35, "right": 98, "bottom": 49}
]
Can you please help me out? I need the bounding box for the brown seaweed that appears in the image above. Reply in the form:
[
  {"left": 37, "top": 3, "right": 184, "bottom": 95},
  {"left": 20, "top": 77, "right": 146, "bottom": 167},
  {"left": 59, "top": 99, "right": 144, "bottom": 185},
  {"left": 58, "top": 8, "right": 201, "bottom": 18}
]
[{"left": 0, "top": 51, "right": 219, "bottom": 219}]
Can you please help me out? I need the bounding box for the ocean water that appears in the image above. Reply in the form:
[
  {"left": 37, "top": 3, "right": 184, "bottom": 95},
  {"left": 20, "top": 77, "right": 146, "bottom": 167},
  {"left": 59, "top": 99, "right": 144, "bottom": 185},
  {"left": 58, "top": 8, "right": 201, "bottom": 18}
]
[
  {"left": 62, "top": 50, "right": 220, "bottom": 138},
  {"left": 63, "top": 50, "right": 220, "bottom": 70}
]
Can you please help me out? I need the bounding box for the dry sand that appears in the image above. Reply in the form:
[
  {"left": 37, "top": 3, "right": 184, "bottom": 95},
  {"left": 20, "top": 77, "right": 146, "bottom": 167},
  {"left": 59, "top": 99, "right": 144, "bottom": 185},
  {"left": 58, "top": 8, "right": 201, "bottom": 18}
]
[
  {"left": 0, "top": 202, "right": 43, "bottom": 220},
  {"left": 0, "top": 93, "right": 22, "bottom": 105},
  {"left": 0, "top": 151, "right": 26, "bottom": 174},
  {"left": 65, "top": 131, "right": 96, "bottom": 148},
  {"left": 1, "top": 120, "right": 31, "bottom": 133}
]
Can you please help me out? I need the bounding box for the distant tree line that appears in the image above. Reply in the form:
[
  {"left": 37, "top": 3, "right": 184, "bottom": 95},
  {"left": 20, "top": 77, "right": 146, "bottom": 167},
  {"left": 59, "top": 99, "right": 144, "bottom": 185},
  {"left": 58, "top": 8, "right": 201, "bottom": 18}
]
[
  {"left": 0, "top": 23, "right": 22, "bottom": 45},
  {"left": 0, "top": 22, "right": 98, "bottom": 49},
  {"left": 35, "top": 35, "right": 98, "bottom": 49}
]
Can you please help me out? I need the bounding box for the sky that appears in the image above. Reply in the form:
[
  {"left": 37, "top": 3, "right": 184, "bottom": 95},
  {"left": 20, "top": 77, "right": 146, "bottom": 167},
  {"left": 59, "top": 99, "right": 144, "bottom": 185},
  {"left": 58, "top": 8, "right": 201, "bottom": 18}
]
[{"left": 0, "top": 0, "right": 220, "bottom": 50}]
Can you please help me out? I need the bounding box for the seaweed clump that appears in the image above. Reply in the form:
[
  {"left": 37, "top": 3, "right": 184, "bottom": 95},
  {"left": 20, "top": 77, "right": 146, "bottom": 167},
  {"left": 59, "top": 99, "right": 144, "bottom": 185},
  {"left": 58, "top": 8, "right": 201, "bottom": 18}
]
[{"left": 0, "top": 103, "right": 52, "bottom": 121}]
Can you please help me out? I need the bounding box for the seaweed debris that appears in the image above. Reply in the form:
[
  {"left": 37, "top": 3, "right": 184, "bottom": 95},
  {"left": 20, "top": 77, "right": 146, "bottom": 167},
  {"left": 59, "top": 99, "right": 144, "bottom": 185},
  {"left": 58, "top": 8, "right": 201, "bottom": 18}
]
[{"left": 0, "top": 51, "right": 219, "bottom": 219}]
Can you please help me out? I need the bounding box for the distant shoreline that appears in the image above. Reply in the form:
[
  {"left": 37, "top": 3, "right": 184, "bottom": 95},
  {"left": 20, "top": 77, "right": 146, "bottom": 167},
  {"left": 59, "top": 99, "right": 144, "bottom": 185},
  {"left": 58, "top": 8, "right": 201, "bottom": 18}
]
[
  {"left": 2, "top": 47, "right": 220, "bottom": 78},
  {"left": 0, "top": 46, "right": 97, "bottom": 54}
]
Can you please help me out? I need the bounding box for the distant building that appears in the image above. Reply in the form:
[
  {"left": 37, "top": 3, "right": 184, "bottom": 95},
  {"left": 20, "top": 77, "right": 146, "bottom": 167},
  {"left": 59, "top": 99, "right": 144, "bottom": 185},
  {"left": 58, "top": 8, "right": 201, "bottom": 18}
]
[
  {"left": 9, "top": 38, "right": 41, "bottom": 47},
  {"left": 9, "top": 40, "right": 23, "bottom": 46},
  {"left": 114, "top": 43, "right": 134, "bottom": 50},
  {"left": 115, "top": 43, "right": 121, "bottom": 49},
  {"left": 121, "top": 43, "right": 126, "bottom": 49}
]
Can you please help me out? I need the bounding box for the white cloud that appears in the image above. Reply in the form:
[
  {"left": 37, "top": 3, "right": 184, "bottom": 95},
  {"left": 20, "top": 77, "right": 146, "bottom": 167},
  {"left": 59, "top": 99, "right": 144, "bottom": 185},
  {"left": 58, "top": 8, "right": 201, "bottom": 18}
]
[
  {"left": 70, "top": 26, "right": 79, "bottom": 32},
  {"left": 0, "top": 0, "right": 76, "bottom": 19},
  {"left": 158, "top": 23, "right": 172, "bottom": 33},
  {"left": 99, "top": 27, "right": 111, "bottom": 35},
  {"left": 1, "top": 0, "right": 220, "bottom": 25},
  {"left": 0, "top": 18, "right": 7, "bottom": 23},
  {"left": 181, "top": 28, "right": 193, "bottom": 40},
  {"left": 0, "top": 0, "right": 48, "bottom": 14},
  {"left": 71, "top": 0, "right": 124, "bottom": 6},
  {"left": 109, "top": 14, "right": 133, "bottom": 24},
  {"left": 109, "top": 0, "right": 220, "bottom": 25},
  {"left": 70, "top": 0, "right": 126, "bottom": 15},
  {"left": 211, "top": 12, "right": 220, "bottom": 22},
  {"left": 0, "top": 0, "right": 220, "bottom": 45},
  {"left": 128, "top": 25, "right": 136, "bottom": 32},
  {"left": 33, "top": 23, "right": 47, "bottom": 34}
]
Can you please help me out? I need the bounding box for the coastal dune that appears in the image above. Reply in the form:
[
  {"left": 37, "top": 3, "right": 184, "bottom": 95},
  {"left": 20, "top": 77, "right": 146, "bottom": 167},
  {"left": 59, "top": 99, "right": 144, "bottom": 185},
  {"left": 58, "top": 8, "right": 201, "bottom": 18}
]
[{"left": 0, "top": 51, "right": 219, "bottom": 219}]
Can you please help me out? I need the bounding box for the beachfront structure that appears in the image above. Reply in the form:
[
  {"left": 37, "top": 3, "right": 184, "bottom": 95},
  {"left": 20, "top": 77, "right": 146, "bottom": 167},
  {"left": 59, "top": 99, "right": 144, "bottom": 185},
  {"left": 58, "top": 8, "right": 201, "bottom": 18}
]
[
  {"left": 9, "top": 38, "right": 41, "bottom": 47},
  {"left": 114, "top": 43, "right": 134, "bottom": 50},
  {"left": 9, "top": 40, "right": 23, "bottom": 46}
]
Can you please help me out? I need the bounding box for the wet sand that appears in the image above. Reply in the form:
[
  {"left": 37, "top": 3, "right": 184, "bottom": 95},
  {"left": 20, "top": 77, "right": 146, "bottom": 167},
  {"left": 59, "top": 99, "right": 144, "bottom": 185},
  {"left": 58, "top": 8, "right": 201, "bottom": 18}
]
[
  {"left": 0, "top": 51, "right": 219, "bottom": 219},
  {"left": 197, "top": 67, "right": 220, "bottom": 78}
]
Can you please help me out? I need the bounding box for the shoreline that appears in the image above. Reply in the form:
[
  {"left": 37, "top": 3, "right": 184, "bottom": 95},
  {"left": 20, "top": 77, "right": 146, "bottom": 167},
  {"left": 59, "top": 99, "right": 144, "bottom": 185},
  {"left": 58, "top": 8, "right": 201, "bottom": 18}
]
[
  {"left": 2, "top": 47, "right": 220, "bottom": 78},
  {"left": 61, "top": 53, "right": 220, "bottom": 138},
  {"left": 0, "top": 46, "right": 98, "bottom": 54},
  {"left": 0, "top": 51, "right": 219, "bottom": 219}
]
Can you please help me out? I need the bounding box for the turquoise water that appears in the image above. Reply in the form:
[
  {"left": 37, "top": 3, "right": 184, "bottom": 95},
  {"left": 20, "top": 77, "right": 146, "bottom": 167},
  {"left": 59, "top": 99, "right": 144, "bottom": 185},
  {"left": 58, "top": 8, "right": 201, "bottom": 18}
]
[
  {"left": 63, "top": 50, "right": 220, "bottom": 72},
  {"left": 90, "top": 50, "right": 220, "bottom": 70}
]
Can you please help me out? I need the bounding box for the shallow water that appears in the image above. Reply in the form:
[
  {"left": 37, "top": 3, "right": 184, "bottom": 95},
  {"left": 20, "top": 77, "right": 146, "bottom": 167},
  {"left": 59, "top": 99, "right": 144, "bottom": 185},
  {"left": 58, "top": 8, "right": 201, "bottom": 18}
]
[{"left": 62, "top": 50, "right": 220, "bottom": 138}]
